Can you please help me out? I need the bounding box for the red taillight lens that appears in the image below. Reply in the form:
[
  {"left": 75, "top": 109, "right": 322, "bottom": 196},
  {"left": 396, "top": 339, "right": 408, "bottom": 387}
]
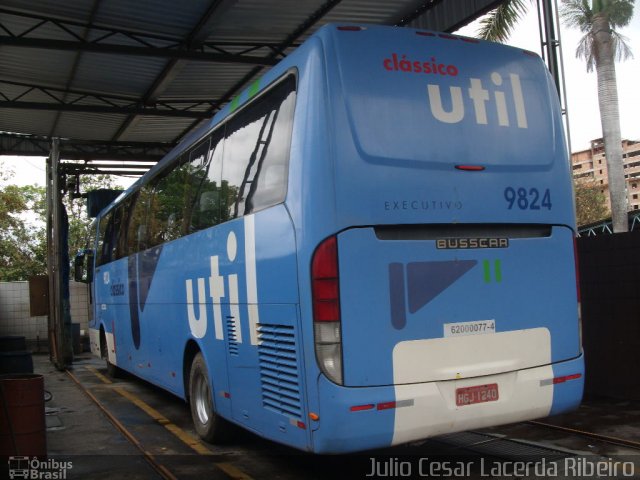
[
  {"left": 312, "top": 235, "right": 343, "bottom": 384},
  {"left": 553, "top": 373, "right": 582, "bottom": 384},
  {"left": 312, "top": 236, "right": 338, "bottom": 277},
  {"left": 312, "top": 236, "right": 340, "bottom": 322},
  {"left": 312, "top": 278, "right": 339, "bottom": 300},
  {"left": 313, "top": 299, "right": 340, "bottom": 322}
]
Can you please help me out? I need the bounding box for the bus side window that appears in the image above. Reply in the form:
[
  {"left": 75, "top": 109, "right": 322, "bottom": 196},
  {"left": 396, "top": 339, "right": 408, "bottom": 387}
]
[
  {"left": 246, "top": 82, "right": 296, "bottom": 213},
  {"left": 109, "top": 205, "right": 124, "bottom": 261},
  {"left": 88, "top": 220, "right": 97, "bottom": 258},
  {"left": 115, "top": 196, "right": 133, "bottom": 260},
  {"left": 184, "top": 137, "right": 211, "bottom": 233},
  {"left": 128, "top": 186, "right": 152, "bottom": 254},
  {"left": 97, "top": 211, "right": 113, "bottom": 266},
  {"left": 189, "top": 130, "right": 224, "bottom": 233},
  {"left": 148, "top": 156, "right": 189, "bottom": 246},
  {"left": 222, "top": 75, "right": 296, "bottom": 219}
]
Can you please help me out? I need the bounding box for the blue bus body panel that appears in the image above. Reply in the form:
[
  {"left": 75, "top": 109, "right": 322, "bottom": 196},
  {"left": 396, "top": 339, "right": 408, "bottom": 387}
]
[
  {"left": 550, "top": 356, "right": 585, "bottom": 416},
  {"left": 94, "top": 205, "right": 309, "bottom": 449},
  {"left": 338, "top": 226, "right": 580, "bottom": 387},
  {"left": 322, "top": 26, "right": 574, "bottom": 229},
  {"left": 89, "top": 24, "right": 583, "bottom": 454},
  {"left": 302, "top": 26, "right": 582, "bottom": 451}
]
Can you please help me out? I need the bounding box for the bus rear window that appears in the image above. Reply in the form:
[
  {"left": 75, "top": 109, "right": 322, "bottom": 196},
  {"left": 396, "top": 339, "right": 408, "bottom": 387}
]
[{"left": 334, "top": 34, "right": 558, "bottom": 170}]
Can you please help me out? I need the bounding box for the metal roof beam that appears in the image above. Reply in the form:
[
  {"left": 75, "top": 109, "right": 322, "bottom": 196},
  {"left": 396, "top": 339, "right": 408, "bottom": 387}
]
[
  {"left": 0, "top": 36, "right": 277, "bottom": 66},
  {"left": 60, "top": 163, "right": 150, "bottom": 173},
  {"left": 112, "top": 0, "right": 238, "bottom": 141},
  {"left": 0, "top": 7, "right": 183, "bottom": 45},
  {"left": 140, "top": 0, "right": 239, "bottom": 103},
  {"left": 0, "top": 100, "right": 210, "bottom": 118},
  {"left": 60, "top": 168, "right": 149, "bottom": 176},
  {"left": 174, "top": 0, "right": 344, "bottom": 143},
  {"left": 0, "top": 133, "right": 171, "bottom": 161},
  {"left": 57, "top": 154, "right": 162, "bottom": 161},
  {"left": 0, "top": 80, "right": 218, "bottom": 108},
  {"left": 47, "top": 0, "right": 102, "bottom": 139},
  {"left": 62, "top": 162, "right": 153, "bottom": 168}
]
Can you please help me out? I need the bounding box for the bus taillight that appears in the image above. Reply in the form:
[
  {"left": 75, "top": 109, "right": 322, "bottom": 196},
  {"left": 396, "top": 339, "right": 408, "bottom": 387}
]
[{"left": 312, "top": 235, "right": 343, "bottom": 385}]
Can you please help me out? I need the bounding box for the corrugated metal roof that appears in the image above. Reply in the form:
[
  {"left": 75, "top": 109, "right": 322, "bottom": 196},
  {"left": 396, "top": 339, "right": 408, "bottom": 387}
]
[
  {"left": 70, "top": 54, "right": 169, "bottom": 96},
  {"left": 0, "top": 0, "right": 502, "bottom": 167}
]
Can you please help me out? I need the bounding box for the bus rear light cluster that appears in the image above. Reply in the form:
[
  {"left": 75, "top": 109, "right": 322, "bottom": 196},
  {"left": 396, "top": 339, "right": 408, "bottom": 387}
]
[{"left": 312, "top": 236, "right": 343, "bottom": 385}]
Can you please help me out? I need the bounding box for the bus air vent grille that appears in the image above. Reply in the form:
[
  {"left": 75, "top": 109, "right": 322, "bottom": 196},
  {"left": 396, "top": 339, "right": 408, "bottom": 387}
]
[
  {"left": 257, "top": 324, "right": 302, "bottom": 418},
  {"left": 226, "top": 317, "right": 239, "bottom": 356}
]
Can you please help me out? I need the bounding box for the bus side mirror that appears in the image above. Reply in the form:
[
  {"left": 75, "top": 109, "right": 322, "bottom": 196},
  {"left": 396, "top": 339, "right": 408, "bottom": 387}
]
[{"left": 74, "top": 249, "right": 94, "bottom": 283}]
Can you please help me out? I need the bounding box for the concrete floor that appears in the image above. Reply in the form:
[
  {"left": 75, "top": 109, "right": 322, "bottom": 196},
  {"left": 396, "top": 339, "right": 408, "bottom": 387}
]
[{"left": 11, "top": 353, "right": 640, "bottom": 479}]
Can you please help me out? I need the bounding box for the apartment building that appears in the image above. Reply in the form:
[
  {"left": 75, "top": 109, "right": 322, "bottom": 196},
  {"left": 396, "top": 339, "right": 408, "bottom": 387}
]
[{"left": 572, "top": 138, "right": 640, "bottom": 212}]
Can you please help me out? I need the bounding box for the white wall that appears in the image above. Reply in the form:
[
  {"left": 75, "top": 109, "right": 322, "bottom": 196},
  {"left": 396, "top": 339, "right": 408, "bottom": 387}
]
[{"left": 0, "top": 281, "right": 89, "bottom": 346}]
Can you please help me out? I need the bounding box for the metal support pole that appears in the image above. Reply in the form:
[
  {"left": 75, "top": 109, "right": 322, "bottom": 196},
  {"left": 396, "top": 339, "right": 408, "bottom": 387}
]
[
  {"left": 46, "top": 138, "right": 73, "bottom": 369},
  {"left": 540, "top": 0, "right": 561, "bottom": 97},
  {"left": 46, "top": 144, "right": 59, "bottom": 366},
  {"left": 537, "top": 0, "right": 572, "bottom": 156}
]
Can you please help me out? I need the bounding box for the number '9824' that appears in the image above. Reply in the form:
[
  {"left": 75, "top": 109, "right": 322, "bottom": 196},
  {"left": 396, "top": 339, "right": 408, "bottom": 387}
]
[{"left": 504, "top": 187, "right": 552, "bottom": 210}]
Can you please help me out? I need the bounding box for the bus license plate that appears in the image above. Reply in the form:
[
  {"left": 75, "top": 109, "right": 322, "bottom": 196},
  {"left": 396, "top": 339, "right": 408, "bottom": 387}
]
[{"left": 456, "top": 383, "right": 499, "bottom": 406}]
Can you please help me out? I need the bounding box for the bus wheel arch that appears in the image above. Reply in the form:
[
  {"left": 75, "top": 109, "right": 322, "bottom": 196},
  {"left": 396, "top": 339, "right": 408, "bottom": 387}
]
[
  {"left": 99, "top": 324, "right": 119, "bottom": 378},
  {"left": 182, "top": 339, "right": 200, "bottom": 401},
  {"left": 188, "top": 351, "right": 233, "bottom": 443}
]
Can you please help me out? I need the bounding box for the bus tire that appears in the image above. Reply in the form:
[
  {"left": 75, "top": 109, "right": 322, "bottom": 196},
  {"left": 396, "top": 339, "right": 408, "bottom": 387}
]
[{"left": 189, "top": 352, "right": 232, "bottom": 443}]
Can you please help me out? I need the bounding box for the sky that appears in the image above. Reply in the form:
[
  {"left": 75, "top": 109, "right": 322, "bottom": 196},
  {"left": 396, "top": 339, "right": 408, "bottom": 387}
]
[
  {"left": 457, "top": 4, "right": 640, "bottom": 153},
  {"left": 1, "top": 4, "right": 639, "bottom": 188}
]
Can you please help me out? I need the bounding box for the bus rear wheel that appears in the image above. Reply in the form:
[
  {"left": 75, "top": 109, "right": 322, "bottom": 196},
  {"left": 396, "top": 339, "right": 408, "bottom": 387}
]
[{"left": 189, "top": 352, "right": 232, "bottom": 443}]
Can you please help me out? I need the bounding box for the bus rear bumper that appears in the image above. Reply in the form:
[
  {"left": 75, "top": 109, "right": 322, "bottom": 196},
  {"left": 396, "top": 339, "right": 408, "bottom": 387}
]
[{"left": 312, "top": 355, "right": 584, "bottom": 454}]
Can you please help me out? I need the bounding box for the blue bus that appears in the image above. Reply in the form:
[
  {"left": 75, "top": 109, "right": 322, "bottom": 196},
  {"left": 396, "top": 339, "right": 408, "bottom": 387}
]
[{"left": 76, "top": 24, "right": 584, "bottom": 454}]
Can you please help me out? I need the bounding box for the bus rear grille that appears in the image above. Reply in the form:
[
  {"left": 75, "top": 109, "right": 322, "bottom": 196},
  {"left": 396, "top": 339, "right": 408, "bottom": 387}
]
[{"left": 258, "top": 324, "right": 302, "bottom": 418}]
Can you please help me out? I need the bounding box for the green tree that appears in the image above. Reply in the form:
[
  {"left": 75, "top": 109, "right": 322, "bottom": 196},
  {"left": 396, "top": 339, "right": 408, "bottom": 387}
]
[
  {"left": 0, "top": 161, "right": 122, "bottom": 280},
  {"left": 64, "top": 173, "right": 119, "bottom": 258},
  {"left": 478, "top": 0, "right": 635, "bottom": 232},
  {"left": 0, "top": 165, "right": 47, "bottom": 280},
  {"left": 477, "top": 0, "right": 529, "bottom": 42},
  {"left": 574, "top": 179, "right": 610, "bottom": 226}
]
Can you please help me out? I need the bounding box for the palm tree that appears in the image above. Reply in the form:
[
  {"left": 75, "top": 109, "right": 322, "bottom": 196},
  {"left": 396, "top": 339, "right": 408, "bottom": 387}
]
[
  {"left": 479, "top": 0, "right": 635, "bottom": 233},
  {"left": 477, "top": 0, "right": 529, "bottom": 42},
  {"left": 562, "top": 0, "right": 634, "bottom": 232}
]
